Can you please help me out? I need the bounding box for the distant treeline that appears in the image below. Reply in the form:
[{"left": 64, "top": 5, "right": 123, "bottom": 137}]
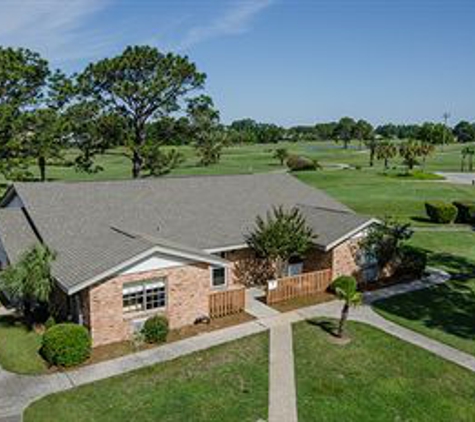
[{"left": 1, "top": 44, "right": 474, "bottom": 182}]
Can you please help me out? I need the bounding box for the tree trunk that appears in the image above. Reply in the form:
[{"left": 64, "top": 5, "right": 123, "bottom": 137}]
[
  {"left": 369, "top": 148, "right": 374, "bottom": 167},
  {"left": 132, "top": 150, "right": 143, "bottom": 178},
  {"left": 132, "top": 122, "right": 146, "bottom": 178},
  {"left": 384, "top": 158, "right": 388, "bottom": 169},
  {"left": 38, "top": 156, "right": 46, "bottom": 182},
  {"left": 337, "top": 302, "right": 349, "bottom": 338}
]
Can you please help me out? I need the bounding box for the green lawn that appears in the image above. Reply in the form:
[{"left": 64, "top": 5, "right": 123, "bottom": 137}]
[
  {"left": 0, "top": 315, "right": 48, "bottom": 374},
  {"left": 373, "top": 279, "right": 475, "bottom": 357},
  {"left": 296, "top": 169, "right": 475, "bottom": 223},
  {"left": 294, "top": 319, "right": 475, "bottom": 422},
  {"left": 24, "top": 333, "right": 269, "bottom": 422}
]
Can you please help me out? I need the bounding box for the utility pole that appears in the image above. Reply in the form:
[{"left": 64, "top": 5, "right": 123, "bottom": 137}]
[{"left": 442, "top": 112, "right": 451, "bottom": 150}]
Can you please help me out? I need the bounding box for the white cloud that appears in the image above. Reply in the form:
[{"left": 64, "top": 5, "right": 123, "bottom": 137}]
[
  {"left": 179, "top": 0, "right": 274, "bottom": 49},
  {"left": 0, "top": 0, "right": 111, "bottom": 64}
]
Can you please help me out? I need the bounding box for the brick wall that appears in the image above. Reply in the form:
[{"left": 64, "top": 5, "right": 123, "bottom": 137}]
[
  {"left": 84, "top": 263, "right": 211, "bottom": 346},
  {"left": 331, "top": 239, "right": 361, "bottom": 280}
]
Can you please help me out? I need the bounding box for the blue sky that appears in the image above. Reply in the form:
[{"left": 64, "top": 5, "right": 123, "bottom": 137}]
[{"left": 0, "top": 0, "right": 473, "bottom": 126}]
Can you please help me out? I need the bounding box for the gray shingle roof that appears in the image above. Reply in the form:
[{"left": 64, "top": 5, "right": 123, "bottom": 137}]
[
  {"left": 0, "top": 173, "right": 372, "bottom": 293},
  {"left": 0, "top": 208, "right": 38, "bottom": 264}
]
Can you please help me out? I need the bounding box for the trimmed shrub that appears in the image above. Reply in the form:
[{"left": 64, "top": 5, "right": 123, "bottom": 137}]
[
  {"left": 286, "top": 155, "right": 317, "bottom": 171},
  {"left": 453, "top": 201, "right": 475, "bottom": 224},
  {"left": 398, "top": 246, "right": 427, "bottom": 277},
  {"left": 42, "top": 323, "right": 91, "bottom": 367},
  {"left": 141, "top": 315, "right": 169, "bottom": 344},
  {"left": 44, "top": 316, "right": 56, "bottom": 330},
  {"left": 424, "top": 201, "right": 457, "bottom": 224}
]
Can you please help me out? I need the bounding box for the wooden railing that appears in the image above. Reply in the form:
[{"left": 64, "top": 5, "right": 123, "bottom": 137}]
[
  {"left": 266, "top": 269, "right": 333, "bottom": 305},
  {"left": 209, "top": 287, "right": 246, "bottom": 319}
]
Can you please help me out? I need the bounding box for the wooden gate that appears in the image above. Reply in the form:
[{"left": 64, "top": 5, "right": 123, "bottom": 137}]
[
  {"left": 266, "top": 269, "right": 332, "bottom": 305},
  {"left": 209, "top": 287, "right": 246, "bottom": 319}
]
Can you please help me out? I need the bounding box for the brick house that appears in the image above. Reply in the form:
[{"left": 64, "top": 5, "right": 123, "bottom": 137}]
[{"left": 0, "top": 173, "right": 375, "bottom": 346}]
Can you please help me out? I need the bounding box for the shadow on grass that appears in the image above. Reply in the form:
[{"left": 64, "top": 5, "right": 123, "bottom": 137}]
[
  {"left": 374, "top": 280, "right": 475, "bottom": 340},
  {"left": 373, "top": 246, "right": 475, "bottom": 341},
  {"left": 306, "top": 318, "right": 339, "bottom": 338}
]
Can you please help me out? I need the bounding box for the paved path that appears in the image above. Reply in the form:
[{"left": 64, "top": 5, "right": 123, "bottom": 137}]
[
  {"left": 0, "top": 320, "right": 267, "bottom": 420},
  {"left": 435, "top": 171, "right": 475, "bottom": 185},
  {"left": 245, "top": 288, "right": 280, "bottom": 319},
  {"left": 1, "top": 267, "right": 470, "bottom": 422},
  {"left": 268, "top": 323, "right": 298, "bottom": 422}
]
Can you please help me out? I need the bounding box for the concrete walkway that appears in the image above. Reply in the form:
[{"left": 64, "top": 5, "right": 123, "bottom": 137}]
[
  {"left": 0, "top": 267, "right": 470, "bottom": 422},
  {"left": 245, "top": 288, "right": 280, "bottom": 319},
  {"left": 268, "top": 323, "right": 298, "bottom": 422}
]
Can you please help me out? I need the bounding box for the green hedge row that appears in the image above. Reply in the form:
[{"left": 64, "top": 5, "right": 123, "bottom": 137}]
[{"left": 425, "top": 200, "right": 475, "bottom": 224}]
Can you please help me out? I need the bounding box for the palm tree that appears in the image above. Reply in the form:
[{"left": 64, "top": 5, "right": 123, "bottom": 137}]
[
  {"left": 461, "top": 146, "right": 475, "bottom": 172},
  {"left": 419, "top": 142, "right": 435, "bottom": 172},
  {"left": 375, "top": 141, "right": 397, "bottom": 170},
  {"left": 0, "top": 244, "right": 56, "bottom": 316},
  {"left": 332, "top": 276, "right": 362, "bottom": 338}
]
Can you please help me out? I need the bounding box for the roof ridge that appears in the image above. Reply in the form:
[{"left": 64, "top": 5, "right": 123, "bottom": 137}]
[
  {"left": 13, "top": 172, "right": 285, "bottom": 187},
  {"left": 297, "top": 203, "right": 353, "bottom": 215}
]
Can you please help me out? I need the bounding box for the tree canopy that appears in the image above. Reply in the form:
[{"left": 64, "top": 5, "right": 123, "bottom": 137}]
[{"left": 78, "top": 45, "right": 206, "bottom": 178}]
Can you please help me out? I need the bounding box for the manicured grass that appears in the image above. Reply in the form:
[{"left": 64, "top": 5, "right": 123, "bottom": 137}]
[
  {"left": 0, "top": 315, "right": 48, "bottom": 374},
  {"left": 296, "top": 169, "right": 475, "bottom": 222},
  {"left": 24, "top": 333, "right": 269, "bottom": 422},
  {"left": 294, "top": 319, "right": 475, "bottom": 421},
  {"left": 373, "top": 279, "right": 475, "bottom": 357}
]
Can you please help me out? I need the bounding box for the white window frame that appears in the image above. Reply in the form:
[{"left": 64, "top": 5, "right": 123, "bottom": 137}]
[
  {"left": 210, "top": 266, "right": 227, "bottom": 289},
  {"left": 122, "top": 278, "right": 167, "bottom": 314}
]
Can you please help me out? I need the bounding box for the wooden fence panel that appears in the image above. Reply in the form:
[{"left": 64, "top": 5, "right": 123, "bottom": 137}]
[
  {"left": 266, "top": 269, "right": 332, "bottom": 305},
  {"left": 209, "top": 287, "right": 246, "bottom": 319}
]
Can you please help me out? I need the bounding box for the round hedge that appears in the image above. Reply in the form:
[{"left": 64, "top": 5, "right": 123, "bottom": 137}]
[
  {"left": 141, "top": 315, "right": 169, "bottom": 344},
  {"left": 424, "top": 201, "right": 457, "bottom": 224},
  {"left": 286, "top": 155, "right": 317, "bottom": 172},
  {"left": 453, "top": 201, "right": 475, "bottom": 224},
  {"left": 42, "top": 323, "right": 91, "bottom": 367}
]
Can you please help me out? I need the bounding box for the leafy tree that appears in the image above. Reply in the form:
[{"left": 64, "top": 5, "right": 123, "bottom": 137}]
[
  {"left": 65, "top": 101, "right": 122, "bottom": 173},
  {"left": 142, "top": 143, "right": 185, "bottom": 176},
  {"left": 0, "top": 244, "right": 56, "bottom": 317},
  {"left": 418, "top": 122, "right": 454, "bottom": 148},
  {"left": 78, "top": 45, "right": 205, "bottom": 178},
  {"left": 314, "top": 122, "right": 337, "bottom": 140},
  {"left": 188, "top": 95, "right": 225, "bottom": 166},
  {"left": 360, "top": 218, "right": 413, "bottom": 278},
  {"left": 353, "top": 119, "right": 374, "bottom": 149},
  {"left": 375, "top": 141, "right": 397, "bottom": 169},
  {"left": 333, "top": 117, "right": 356, "bottom": 149},
  {"left": 0, "top": 47, "right": 50, "bottom": 178},
  {"left": 461, "top": 146, "right": 475, "bottom": 172},
  {"left": 332, "top": 276, "right": 362, "bottom": 338},
  {"left": 146, "top": 116, "right": 190, "bottom": 146},
  {"left": 17, "top": 109, "right": 66, "bottom": 181},
  {"left": 246, "top": 206, "right": 316, "bottom": 279},
  {"left": 375, "top": 123, "right": 398, "bottom": 139},
  {"left": 273, "top": 147, "right": 289, "bottom": 165},
  {"left": 454, "top": 121, "right": 475, "bottom": 143}
]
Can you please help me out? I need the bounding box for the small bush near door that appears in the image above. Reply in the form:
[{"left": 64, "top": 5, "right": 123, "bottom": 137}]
[
  {"left": 424, "top": 201, "right": 457, "bottom": 224},
  {"left": 397, "top": 246, "right": 427, "bottom": 278},
  {"left": 142, "top": 315, "right": 169, "bottom": 343},
  {"left": 42, "top": 323, "right": 91, "bottom": 367}
]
